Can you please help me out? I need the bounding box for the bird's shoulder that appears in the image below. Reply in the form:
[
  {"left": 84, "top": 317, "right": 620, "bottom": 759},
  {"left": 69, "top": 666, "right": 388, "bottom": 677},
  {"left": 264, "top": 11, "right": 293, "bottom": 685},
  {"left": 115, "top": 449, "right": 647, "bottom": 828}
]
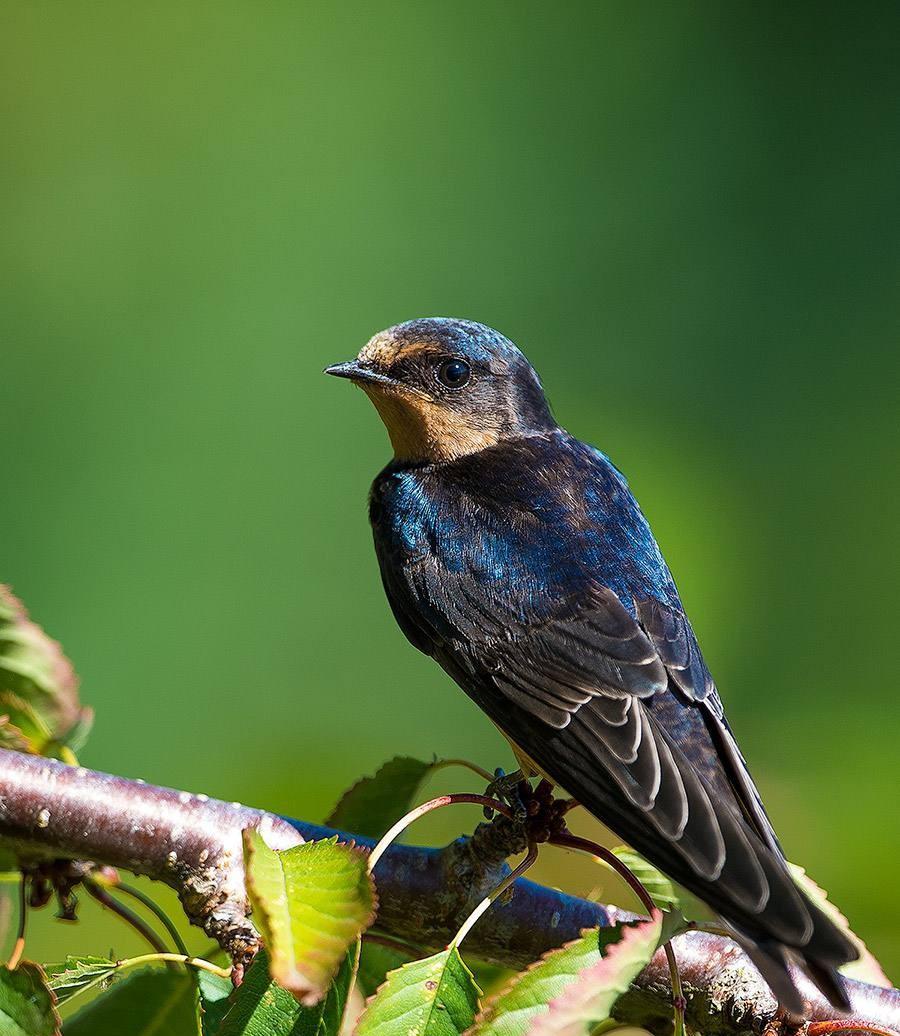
[
  {"left": 370, "top": 430, "right": 676, "bottom": 613},
  {"left": 368, "top": 431, "right": 724, "bottom": 717}
]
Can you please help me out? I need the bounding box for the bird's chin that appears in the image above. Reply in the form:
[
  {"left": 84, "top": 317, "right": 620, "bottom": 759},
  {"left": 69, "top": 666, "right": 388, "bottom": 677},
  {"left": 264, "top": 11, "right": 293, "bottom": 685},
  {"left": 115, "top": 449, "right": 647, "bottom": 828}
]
[{"left": 358, "top": 379, "right": 431, "bottom": 403}]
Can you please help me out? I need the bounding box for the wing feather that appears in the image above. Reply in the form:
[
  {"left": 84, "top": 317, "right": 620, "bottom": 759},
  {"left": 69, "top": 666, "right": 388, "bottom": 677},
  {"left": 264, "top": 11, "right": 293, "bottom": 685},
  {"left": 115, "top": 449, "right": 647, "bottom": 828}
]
[
  {"left": 437, "top": 578, "right": 822, "bottom": 945},
  {"left": 636, "top": 598, "right": 716, "bottom": 701},
  {"left": 370, "top": 444, "right": 858, "bottom": 1010}
]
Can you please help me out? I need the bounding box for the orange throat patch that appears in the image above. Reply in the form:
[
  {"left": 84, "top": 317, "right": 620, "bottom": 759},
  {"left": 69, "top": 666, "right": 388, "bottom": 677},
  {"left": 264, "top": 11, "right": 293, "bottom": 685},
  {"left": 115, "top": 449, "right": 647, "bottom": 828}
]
[{"left": 362, "top": 383, "right": 502, "bottom": 463}]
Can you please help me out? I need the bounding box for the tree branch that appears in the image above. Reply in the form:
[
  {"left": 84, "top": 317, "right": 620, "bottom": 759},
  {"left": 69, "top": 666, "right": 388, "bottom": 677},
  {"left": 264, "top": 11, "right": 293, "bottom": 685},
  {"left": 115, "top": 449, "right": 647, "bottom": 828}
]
[{"left": 0, "top": 751, "right": 896, "bottom": 1034}]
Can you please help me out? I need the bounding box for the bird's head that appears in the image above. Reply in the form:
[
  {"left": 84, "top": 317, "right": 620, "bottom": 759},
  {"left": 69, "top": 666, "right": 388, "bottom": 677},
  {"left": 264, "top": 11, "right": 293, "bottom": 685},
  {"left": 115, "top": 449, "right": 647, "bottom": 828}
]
[{"left": 326, "top": 317, "right": 555, "bottom": 463}]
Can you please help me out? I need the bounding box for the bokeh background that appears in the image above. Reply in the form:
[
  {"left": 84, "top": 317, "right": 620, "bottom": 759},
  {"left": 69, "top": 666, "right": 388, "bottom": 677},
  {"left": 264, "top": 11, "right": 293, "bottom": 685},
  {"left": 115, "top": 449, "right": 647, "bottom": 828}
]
[{"left": 2, "top": 2, "right": 898, "bottom": 979}]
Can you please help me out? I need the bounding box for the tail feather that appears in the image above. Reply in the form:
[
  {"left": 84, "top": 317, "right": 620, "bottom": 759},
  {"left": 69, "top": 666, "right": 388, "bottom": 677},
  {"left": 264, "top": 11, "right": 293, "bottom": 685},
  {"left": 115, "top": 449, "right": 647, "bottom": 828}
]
[
  {"left": 735, "top": 929, "right": 853, "bottom": 1017},
  {"left": 736, "top": 936, "right": 806, "bottom": 1017},
  {"left": 482, "top": 692, "right": 860, "bottom": 1015},
  {"left": 804, "top": 959, "right": 852, "bottom": 1014}
]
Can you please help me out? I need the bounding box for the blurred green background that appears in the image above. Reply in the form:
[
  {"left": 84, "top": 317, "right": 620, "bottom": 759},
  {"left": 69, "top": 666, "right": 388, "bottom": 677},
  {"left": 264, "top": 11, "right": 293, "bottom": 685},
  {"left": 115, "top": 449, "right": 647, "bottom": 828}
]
[{"left": 1, "top": 1, "right": 897, "bottom": 979}]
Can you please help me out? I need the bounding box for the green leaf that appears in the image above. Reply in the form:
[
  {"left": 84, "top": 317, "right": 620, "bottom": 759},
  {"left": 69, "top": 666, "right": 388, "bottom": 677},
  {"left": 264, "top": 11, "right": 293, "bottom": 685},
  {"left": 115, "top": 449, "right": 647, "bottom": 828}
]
[
  {"left": 471, "top": 916, "right": 663, "bottom": 1036},
  {"left": 218, "top": 949, "right": 353, "bottom": 1036},
  {"left": 355, "top": 946, "right": 480, "bottom": 1036},
  {"left": 470, "top": 933, "right": 600, "bottom": 1036},
  {"left": 527, "top": 914, "right": 663, "bottom": 1036},
  {"left": 326, "top": 757, "right": 433, "bottom": 838},
  {"left": 62, "top": 967, "right": 198, "bottom": 1035},
  {"left": 0, "top": 962, "right": 60, "bottom": 1036},
  {"left": 242, "top": 830, "right": 376, "bottom": 1004},
  {"left": 0, "top": 585, "right": 90, "bottom": 758},
  {"left": 0, "top": 715, "right": 32, "bottom": 753},
  {"left": 357, "top": 941, "right": 412, "bottom": 996},
  {"left": 789, "top": 863, "right": 891, "bottom": 988},
  {"left": 45, "top": 955, "right": 116, "bottom": 1004},
  {"left": 0, "top": 694, "right": 51, "bottom": 751},
  {"left": 605, "top": 848, "right": 680, "bottom": 912},
  {"left": 197, "top": 969, "right": 233, "bottom": 1036}
]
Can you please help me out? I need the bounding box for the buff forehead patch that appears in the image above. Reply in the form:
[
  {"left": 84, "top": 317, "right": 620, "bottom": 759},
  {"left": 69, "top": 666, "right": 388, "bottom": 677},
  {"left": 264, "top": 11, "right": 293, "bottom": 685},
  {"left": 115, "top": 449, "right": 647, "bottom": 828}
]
[
  {"left": 357, "top": 329, "right": 407, "bottom": 367},
  {"left": 356, "top": 317, "right": 523, "bottom": 371}
]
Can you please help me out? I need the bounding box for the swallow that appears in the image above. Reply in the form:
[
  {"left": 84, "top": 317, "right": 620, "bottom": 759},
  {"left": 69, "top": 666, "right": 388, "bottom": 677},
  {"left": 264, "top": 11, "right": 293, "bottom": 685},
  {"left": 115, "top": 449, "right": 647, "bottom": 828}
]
[{"left": 326, "top": 317, "right": 857, "bottom": 1013}]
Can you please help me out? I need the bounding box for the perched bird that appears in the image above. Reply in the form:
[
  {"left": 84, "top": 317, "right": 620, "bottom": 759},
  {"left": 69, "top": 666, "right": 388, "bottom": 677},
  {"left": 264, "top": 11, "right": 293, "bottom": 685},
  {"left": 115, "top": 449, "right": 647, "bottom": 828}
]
[{"left": 326, "top": 317, "right": 857, "bottom": 1013}]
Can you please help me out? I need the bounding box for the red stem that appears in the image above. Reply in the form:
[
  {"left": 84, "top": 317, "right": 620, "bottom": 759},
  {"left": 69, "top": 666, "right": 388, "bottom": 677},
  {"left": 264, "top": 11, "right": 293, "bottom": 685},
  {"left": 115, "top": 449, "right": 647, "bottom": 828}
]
[
  {"left": 549, "top": 831, "right": 657, "bottom": 914},
  {"left": 549, "top": 831, "right": 685, "bottom": 1036},
  {"left": 84, "top": 879, "right": 169, "bottom": 954},
  {"left": 808, "top": 1023, "right": 899, "bottom": 1036}
]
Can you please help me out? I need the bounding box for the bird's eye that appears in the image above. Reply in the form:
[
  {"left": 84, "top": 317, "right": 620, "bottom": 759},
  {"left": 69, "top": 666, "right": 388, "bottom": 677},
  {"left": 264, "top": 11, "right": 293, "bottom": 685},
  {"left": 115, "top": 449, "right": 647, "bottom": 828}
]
[{"left": 436, "top": 358, "right": 471, "bottom": 388}]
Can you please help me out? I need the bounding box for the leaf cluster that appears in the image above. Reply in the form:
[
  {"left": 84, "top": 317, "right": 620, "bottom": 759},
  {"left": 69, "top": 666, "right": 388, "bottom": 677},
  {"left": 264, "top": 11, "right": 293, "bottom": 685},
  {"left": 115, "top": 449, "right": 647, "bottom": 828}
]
[
  {"left": 6, "top": 759, "right": 673, "bottom": 1036},
  {"left": 0, "top": 586, "right": 91, "bottom": 762},
  {"left": 0, "top": 588, "right": 889, "bottom": 1035}
]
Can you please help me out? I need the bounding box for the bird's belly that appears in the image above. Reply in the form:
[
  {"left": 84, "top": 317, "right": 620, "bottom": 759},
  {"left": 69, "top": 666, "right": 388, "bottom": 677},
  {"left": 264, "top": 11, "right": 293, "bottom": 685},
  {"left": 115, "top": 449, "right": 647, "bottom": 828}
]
[{"left": 493, "top": 722, "right": 557, "bottom": 784}]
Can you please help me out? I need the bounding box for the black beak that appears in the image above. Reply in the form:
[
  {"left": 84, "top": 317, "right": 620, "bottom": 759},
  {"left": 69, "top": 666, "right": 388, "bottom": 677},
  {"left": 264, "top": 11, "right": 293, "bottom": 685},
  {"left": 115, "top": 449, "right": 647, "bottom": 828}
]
[
  {"left": 324, "top": 360, "right": 364, "bottom": 380},
  {"left": 324, "top": 359, "right": 396, "bottom": 388}
]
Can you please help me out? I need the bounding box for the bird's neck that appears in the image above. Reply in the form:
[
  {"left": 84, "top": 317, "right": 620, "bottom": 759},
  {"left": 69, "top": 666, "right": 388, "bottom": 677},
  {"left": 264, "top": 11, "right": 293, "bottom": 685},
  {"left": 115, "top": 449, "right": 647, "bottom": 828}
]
[{"left": 363, "top": 386, "right": 506, "bottom": 463}]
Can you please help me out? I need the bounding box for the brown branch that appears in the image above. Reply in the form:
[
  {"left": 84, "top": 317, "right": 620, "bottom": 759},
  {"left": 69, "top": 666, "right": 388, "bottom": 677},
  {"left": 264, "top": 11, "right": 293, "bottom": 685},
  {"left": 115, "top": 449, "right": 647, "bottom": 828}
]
[
  {"left": 0, "top": 751, "right": 304, "bottom": 970},
  {"left": 0, "top": 750, "right": 896, "bottom": 1035}
]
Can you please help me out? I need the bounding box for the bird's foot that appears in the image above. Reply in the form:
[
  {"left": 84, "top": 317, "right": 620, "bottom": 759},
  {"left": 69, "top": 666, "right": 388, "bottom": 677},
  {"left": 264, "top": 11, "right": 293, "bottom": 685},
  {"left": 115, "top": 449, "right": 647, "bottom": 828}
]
[
  {"left": 483, "top": 773, "right": 575, "bottom": 843},
  {"left": 483, "top": 768, "right": 531, "bottom": 822},
  {"left": 520, "top": 779, "right": 572, "bottom": 843}
]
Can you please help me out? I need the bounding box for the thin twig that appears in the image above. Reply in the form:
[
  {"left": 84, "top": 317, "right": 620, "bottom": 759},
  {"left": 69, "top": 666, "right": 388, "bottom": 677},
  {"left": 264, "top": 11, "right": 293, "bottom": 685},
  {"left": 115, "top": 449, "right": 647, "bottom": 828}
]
[
  {"left": 431, "top": 758, "right": 496, "bottom": 784},
  {"left": 84, "top": 878, "right": 169, "bottom": 954},
  {"left": 107, "top": 880, "right": 190, "bottom": 957},
  {"left": 550, "top": 831, "right": 685, "bottom": 1036},
  {"left": 350, "top": 793, "right": 518, "bottom": 1013},
  {"left": 117, "top": 952, "right": 231, "bottom": 978},
  {"left": 6, "top": 873, "right": 27, "bottom": 969},
  {"left": 453, "top": 842, "right": 539, "bottom": 948},
  {"left": 550, "top": 832, "right": 657, "bottom": 913},
  {"left": 368, "top": 794, "right": 514, "bottom": 872},
  {"left": 60, "top": 951, "right": 232, "bottom": 1010},
  {"left": 665, "top": 941, "right": 686, "bottom": 1036}
]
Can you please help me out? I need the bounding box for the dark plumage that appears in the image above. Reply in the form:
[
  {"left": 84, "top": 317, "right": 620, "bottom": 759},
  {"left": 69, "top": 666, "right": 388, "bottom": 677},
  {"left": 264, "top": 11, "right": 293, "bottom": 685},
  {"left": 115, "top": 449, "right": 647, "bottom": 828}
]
[{"left": 326, "top": 317, "right": 857, "bottom": 1014}]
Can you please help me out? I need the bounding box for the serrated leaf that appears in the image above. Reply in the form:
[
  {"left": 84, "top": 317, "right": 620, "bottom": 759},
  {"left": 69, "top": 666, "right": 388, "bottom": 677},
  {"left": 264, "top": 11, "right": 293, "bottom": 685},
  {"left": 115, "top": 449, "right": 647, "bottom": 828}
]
[
  {"left": 0, "top": 962, "right": 61, "bottom": 1036},
  {"left": 0, "top": 716, "right": 33, "bottom": 753},
  {"left": 356, "top": 946, "right": 480, "bottom": 1036},
  {"left": 528, "top": 914, "right": 663, "bottom": 1036},
  {"left": 197, "top": 968, "right": 234, "bottom": 1036},
  {"left": 243, "top": 830, "right": 376, "bottom": 1005},
  {"left": 0, "top": 694, "right": 50, "bottom": 753},
  {"left": 357, "top": 941, "right": 412, "bottom": 996},
  {"left": 0, "top": 586, "right": 90, "bottom": 758},
  {"left": 469, "top": 934, "right": 600, "bottom": 1036},
  {"left": 62, "top": 967, "right": 198, "bottom": 1035},
  {"left": 218, "top": 949, "right": 353, "bottom": 1036},
  {"left": 326, "top": 757, "right": 433, "bottom": 838},
  {"left": 606, "top": 849, "right": 680, "bottom": 912},
  {"left": 470, "top": 917, "right": 663, "bottom": 1036},
  {"left": 789, "top": 863, "right": 891, "bottom": 988},
  {"left": 45, "top": 955, "right": 116, "bottom": 1004}
]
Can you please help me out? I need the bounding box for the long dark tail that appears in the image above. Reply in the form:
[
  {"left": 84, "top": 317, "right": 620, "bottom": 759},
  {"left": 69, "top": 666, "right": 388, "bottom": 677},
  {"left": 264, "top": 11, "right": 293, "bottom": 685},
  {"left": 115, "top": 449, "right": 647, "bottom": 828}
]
[
  {"left": 731, "top": 911, "right": 854, "bottom": 1016},
  {"left": 494, "top": 708, "right": 860, "bottom": 1015}
]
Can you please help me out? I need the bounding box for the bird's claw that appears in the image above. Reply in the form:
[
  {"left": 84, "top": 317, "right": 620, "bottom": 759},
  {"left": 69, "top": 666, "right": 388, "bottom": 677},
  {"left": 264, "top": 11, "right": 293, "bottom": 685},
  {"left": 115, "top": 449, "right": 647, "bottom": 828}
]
[{"left": 483, "top": 767, "right": 531, "bottom": 822}]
